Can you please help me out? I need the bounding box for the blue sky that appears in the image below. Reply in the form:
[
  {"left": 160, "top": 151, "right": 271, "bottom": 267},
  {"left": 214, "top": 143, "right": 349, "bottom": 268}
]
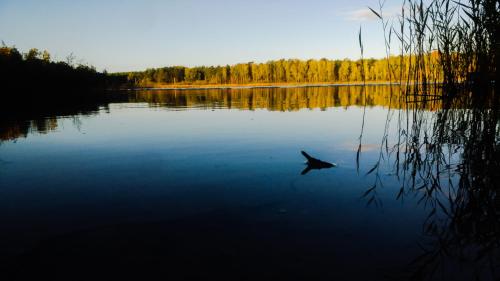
[{"left": 0, "top": 0, "right": 401, "bottom": 72}]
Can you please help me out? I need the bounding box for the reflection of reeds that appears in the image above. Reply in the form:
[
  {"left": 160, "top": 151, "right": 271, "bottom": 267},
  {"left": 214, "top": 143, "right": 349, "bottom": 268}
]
[
  {"left": 412, "top": 93, "right": 497, "bottom": 280},
  {"left": 360, "top": 89, "right": 498, "bottom": 280},
  {"left": 364, "top": 81, "right": 500, "bottom": 280}
]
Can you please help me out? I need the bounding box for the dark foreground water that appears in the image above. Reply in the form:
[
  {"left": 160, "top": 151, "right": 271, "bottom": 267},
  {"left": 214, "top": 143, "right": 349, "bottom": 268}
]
[{"left": 0, "top": 86, "right": 498, "bottom": 280}]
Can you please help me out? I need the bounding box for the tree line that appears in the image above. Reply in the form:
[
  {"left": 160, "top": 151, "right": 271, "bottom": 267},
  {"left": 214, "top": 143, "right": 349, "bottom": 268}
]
[
  {"left": 120, "top": 54, "right": 444, "bottom": 87},
  {"left": 0, "top": 45, "right": 125, "bottom": 100},
  {"left": 1, "top": 43, "right": 446, "bottom": 94}
]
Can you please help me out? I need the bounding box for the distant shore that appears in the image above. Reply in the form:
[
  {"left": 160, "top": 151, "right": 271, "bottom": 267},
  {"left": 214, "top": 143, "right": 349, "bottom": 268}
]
[{"left": 125, "top": 81, "right": 405, "bottom": 91}]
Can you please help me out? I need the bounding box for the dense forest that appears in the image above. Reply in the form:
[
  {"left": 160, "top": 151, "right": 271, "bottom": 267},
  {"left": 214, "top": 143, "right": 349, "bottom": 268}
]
[
  {"left": 0, "top": 45, "right": 125, "bottom": 98},
  {"left": 2, "top": 43, "right": 437, "bottom": 93},
  {"left": 0, "top": 44, "right": 481, "bottom": 92},
  {"left": 118, "top": 54, "right": 445, "bottom": 87}
]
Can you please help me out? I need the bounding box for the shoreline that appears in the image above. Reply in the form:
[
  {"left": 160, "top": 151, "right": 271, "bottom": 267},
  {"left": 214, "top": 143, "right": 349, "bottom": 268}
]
[{"left": 123, "top": 81, "right": 405, "bottom": 91}]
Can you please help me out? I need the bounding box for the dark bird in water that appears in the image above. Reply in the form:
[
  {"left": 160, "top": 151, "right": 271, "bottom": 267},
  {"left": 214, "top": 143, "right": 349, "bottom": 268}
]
[{"left": 300, "top": 151, "right": 336, "bottom": 175}]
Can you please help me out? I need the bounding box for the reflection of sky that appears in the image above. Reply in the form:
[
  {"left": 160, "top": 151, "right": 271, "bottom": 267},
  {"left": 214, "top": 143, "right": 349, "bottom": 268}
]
[
  {"left": 3, "top": 105, "right": 395, "bottom": 165},
  {"left": 0, "top": 103, "right": 424, "bottom": 219},
  {"left": 0, "top": 101, "right": 451, "bottom": 277}
]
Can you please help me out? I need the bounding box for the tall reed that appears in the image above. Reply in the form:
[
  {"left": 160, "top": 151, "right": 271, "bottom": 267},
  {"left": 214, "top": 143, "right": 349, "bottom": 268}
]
[
  {"left": 368, "top": 0, "right": 497, "bottom": 96},
  {"left": 357, "top": 1, "right": 499, "bottom": 279}
]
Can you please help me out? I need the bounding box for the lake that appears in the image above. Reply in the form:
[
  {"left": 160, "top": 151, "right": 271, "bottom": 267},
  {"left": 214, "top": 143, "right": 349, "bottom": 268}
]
[{"left": 0, "top": 85, "right": 498, "bottom": 280}]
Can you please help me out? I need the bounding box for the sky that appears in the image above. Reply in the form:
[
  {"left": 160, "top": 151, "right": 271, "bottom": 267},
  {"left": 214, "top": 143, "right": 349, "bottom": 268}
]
[{"left": 0, "top": 0, "right": 402, "bottom": 72}]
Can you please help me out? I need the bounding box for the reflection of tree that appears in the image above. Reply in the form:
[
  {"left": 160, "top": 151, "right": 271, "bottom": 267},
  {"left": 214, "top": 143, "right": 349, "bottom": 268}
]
[
  {"left": 0, "top": 98, "right": 123, "bottom": 141},
  {"left": 131, "top": 85, "right": 445, "bottom": 112},
  {"left": 0, "top": 85, "right": 452, "bottom": 142},
  {"left": 1, "top": 116, "right": 71, "bottom": 141},
  {"left": 360, "top": 88, "right": 500, "bottom": 280}
]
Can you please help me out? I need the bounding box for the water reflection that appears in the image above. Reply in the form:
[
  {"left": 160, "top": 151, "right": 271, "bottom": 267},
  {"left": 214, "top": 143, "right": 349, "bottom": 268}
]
[
  {"left": 1, "top": 85, "right": 446, "bottom": 141},
  {"left": 130, "top": 85, "right": 446, "bottom": 111},
  {"left": 0, "top": 86, "right": 498, "bottom": 280},
  {"left": 0, "top": 94, "right": 126, "bottom": 141},
  {"left": 360, "top": 90, "right": 499, "bottom": 280}
]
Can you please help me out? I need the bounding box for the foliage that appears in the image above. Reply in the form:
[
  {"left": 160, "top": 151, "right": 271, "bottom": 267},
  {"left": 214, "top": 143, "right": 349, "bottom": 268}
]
[
  {"left": 118, "top": 56, "right": 448, "bottom": 87},
  {"left": 368, "top": 0, "right": 498, "bottom": 95},
  {"left": 358, "top": 0, "right": 499, "bottom": 278},
  {"left": 0, "top": 44, "right": 125, "bottom": 100}
]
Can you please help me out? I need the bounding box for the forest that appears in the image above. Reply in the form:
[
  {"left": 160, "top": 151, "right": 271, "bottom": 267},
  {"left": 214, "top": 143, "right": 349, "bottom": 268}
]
[
  {"left": 0, "top": 44, "right": 483, "bottom": 92},
  {"left": 0, "top": 45, "right": 125, "bottom": 98},
  {"left": 118, "top": 53, "right": 445, "bottom": 87},
  {"left": 0, "top": 43, "right": 462, "bottom": 92}
]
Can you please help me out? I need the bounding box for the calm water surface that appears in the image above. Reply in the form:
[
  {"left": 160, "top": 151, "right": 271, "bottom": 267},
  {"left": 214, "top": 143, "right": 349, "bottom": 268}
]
[{"left": 0, "top": 86, "right": 497, "bottom": 280}]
